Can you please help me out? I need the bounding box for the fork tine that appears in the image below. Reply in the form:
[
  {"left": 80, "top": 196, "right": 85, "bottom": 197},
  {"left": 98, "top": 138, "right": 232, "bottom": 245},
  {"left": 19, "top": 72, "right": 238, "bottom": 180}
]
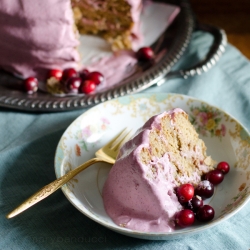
[
  {"left": 105, "top": 128, "right": 128, "bottom": 148},
  {"left": 115, "top": 129, "right": 133, "bottom": 151},
  {"left": 111, "top": 129, "right": 133, "bottom": 151}
]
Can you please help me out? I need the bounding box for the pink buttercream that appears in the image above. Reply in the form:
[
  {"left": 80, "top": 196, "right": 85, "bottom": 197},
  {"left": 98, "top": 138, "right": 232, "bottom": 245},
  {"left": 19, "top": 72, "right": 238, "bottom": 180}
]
[
  {"left": 127, "top": 0, "right": 143, "bottom": 41},
  {"left": 0, "top": 0, "right": 80, "bottom": 80}
]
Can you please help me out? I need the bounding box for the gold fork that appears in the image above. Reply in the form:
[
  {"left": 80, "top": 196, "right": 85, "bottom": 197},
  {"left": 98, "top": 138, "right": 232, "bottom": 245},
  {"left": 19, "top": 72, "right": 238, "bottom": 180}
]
[{"left": 6, "top": 128, "right": 132, "bottom": 219}]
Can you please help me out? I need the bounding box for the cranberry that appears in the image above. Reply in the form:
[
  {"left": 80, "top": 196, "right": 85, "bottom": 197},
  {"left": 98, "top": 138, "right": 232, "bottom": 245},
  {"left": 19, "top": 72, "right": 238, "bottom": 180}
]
[
  {"left": 216, "top": 161, "right": 230, "bottom": 174},
  {"left": 80, "top": 80, "right": 96, "bottom": 94},
  {"left": 65, "top": 77, "right": 81, "bottom": 94},
  {"left": 62, "top": 68, "right": 78, "bottom": 81},
  {"left": 205, "top": 169, "right": 224, "bottom": 185},
  {"left": 196, "top": 205, "right": 215, "bottom": 222},
  {"left": 24, "top": 77, "right": 38, "bottom": 94},
  {"left": 176, "top": 183, "right": 194, "bottom": 203},
  {"left": 136, "top": 47, "right": 154, "bottom": 61},
  {"left": 187, "top": 195, "right": 204, "bottom": 212},
  {"left": 47, "top": 69, "right": 63, "bottom": 80},
  {"left": 86, "top": 71, "right": 104, "bottom": 85},
  {"left": 79, "top": 69, "right": 89, "bottom": 81},
  {"left": 175, "top": 209, "right": 195, "bottom": 228},
  {"left": 195, "top": 180, "right": 214, "bottom": 199}
]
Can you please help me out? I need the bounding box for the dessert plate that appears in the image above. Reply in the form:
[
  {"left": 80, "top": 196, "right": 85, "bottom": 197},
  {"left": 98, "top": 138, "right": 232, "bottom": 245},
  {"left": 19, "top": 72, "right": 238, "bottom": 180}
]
[
  {"left": 54, "top": 93, "right": 250, "bottom": 240},
  {"left": 0, "top": 0, "right": 226, "bottom": 112}
]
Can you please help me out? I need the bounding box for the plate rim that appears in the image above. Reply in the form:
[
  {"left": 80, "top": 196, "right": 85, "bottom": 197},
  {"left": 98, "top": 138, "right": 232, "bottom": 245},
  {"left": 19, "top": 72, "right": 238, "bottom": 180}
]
[{"left": 54, "top": 92, "right": 250, "bottom": 239}]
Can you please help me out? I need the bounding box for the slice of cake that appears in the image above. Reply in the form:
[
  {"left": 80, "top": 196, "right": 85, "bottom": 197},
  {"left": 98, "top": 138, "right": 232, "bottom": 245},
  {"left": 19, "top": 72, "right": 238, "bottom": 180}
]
[
  {"left": 0, "top": 0, "right": 142, "bottom": 80},
  {"left": 102, "top": 108, "right": 215, "bottom": 232}
]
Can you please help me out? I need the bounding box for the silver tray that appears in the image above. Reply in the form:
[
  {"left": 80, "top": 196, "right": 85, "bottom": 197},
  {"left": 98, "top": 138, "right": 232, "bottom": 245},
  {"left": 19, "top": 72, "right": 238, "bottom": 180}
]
[{"left": 0, "top": 0, "right": 227, "bottom": 112}]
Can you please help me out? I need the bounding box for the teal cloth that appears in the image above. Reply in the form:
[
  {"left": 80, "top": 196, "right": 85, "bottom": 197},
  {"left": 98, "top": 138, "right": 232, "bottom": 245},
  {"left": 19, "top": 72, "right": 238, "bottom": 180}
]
[{"left": 1, "top": 31, "right": 250, "bottom": 250}]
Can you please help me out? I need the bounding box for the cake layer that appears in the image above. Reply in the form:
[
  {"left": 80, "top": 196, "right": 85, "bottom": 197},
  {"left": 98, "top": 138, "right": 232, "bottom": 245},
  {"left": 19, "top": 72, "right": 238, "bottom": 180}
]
[{"left": 103, "top": 108, "right": 215, "bottom": 232}]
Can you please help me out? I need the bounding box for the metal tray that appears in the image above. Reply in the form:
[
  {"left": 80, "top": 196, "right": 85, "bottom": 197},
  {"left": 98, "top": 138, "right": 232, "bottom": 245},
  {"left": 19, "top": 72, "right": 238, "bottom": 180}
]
[{"left": 0, "top": 0, "right": 227, "bottom": 112}]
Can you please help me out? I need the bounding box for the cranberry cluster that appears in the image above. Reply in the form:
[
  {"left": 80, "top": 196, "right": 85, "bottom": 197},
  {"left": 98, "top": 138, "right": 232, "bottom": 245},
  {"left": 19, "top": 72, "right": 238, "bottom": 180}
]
[
  {"left": 23, "top": 68, "right": 104, "bottom": 95},
  {"left": 22, "top": 46, "right": 154, "bottom": 95},
  {"left": 174, "top": 161, "right": 230, "bottom": 228},
  {"left": 49, "top": 68, "right": 104, "bottom": 94}
]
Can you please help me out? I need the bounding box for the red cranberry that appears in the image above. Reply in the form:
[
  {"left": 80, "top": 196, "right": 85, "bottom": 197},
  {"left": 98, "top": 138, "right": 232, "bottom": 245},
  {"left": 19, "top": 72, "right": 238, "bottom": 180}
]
[
  {"left": 86, "top": 71, "right": 104, "bottom": 85},
  {"left": 62, "top": 68, "right": 78, "bottom": 81},
  {"left": 80, "top": 80, "right": 96, "bottom": 94},
  {"left": 216, "top": 161, "right": 230, "bottom": 174},
  {"left": 24, "top": 77, "right": 38, "bottom": 94},
  {"left": 175, "top": 209, "right": 195, "bottom": 227},
  {"left": 205, "top": 170, "right": 224, "bottom": 185},
  {"left": 176, "top": 183, "right": 194, "bottom": 203},
  {"left": 187, "top": 195, "right": 204, "bottom": 212},
  {"left": 195, "top": 180, "right": 214, "bottom": 199},
  {"left": 196, "top": 205, "right": 215, "bottom": 222},
  {"left": 136, "top": 47, "right": 154, "bottom": 61},
  {"left": 65, "top": 77, "right": 81, "bottom": 94},
  {"left": 79, "top": 69, "right": 89, "bottom": 81},
  {"left": 47, "top": 69, "right": 63, "bottom": 80}
]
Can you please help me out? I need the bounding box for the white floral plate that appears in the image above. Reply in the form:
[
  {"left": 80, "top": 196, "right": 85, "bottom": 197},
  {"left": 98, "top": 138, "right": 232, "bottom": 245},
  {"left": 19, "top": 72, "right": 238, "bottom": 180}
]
[{"left": 54, "top": 93, "right": 250, "bottom": 240}]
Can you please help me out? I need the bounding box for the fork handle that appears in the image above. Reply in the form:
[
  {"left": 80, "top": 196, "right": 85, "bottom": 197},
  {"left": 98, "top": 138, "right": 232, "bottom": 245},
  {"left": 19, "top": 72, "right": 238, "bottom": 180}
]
[{"left": 6, "top": 157, "right": 103, "bottom": 219}]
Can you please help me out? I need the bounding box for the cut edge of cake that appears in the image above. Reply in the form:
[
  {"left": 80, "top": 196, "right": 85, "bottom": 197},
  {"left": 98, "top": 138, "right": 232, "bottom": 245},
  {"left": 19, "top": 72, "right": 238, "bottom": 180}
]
[
  {"left": 138, "top": 108, "right": 216, "bottom": 187},
  {"left": 72, "top": 0, "right": 142, "bottom": 51}
]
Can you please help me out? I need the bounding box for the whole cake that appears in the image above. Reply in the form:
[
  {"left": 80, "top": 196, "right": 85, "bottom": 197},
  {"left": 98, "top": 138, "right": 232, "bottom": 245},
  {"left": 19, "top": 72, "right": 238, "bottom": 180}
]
[
  {"left": 0, "top": 0, "right": 142, "bottom": 80},
  {"left": 102, "top": 108, "right": 215, "bottom": 232}
]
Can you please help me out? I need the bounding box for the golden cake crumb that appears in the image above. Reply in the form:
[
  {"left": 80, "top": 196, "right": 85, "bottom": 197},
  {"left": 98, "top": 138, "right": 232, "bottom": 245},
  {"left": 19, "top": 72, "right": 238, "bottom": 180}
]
[
  {"left": 71, "top": 0, "right": 136, "bottom": 50},
  {"left": 140, "top": 111, "right": 215, "bottom": 186}
]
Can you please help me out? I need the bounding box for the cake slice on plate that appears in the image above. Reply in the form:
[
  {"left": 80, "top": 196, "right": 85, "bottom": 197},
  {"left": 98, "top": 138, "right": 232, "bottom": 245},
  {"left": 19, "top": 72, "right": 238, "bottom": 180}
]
[{"left": 103, "top": 108, "right": 215, "bottom": 232}]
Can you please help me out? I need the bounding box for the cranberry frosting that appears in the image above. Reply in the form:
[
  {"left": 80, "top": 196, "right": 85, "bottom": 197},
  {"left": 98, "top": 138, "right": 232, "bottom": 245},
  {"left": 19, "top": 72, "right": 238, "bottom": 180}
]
[{"left": 0, "top": 0, "right": 81, "bottom": 80}]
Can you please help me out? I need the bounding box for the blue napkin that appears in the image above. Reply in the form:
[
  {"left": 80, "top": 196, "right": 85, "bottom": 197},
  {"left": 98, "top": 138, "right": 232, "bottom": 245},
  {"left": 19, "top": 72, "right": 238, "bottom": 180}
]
[{"left": 1, "top": 30, "right": 250, "bottom": 250}]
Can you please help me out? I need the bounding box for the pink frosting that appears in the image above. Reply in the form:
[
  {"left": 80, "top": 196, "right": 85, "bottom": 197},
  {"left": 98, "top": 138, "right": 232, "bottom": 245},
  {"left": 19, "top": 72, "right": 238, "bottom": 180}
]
[
  {"left": 127, "top": 0, "right": 143, "bottom": 42},
  {"left": 0, "top": 0, "right": 80, "bottom": 80},
  {"left": 103, "top": 109, "right": 186, "bottom": 233}
]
